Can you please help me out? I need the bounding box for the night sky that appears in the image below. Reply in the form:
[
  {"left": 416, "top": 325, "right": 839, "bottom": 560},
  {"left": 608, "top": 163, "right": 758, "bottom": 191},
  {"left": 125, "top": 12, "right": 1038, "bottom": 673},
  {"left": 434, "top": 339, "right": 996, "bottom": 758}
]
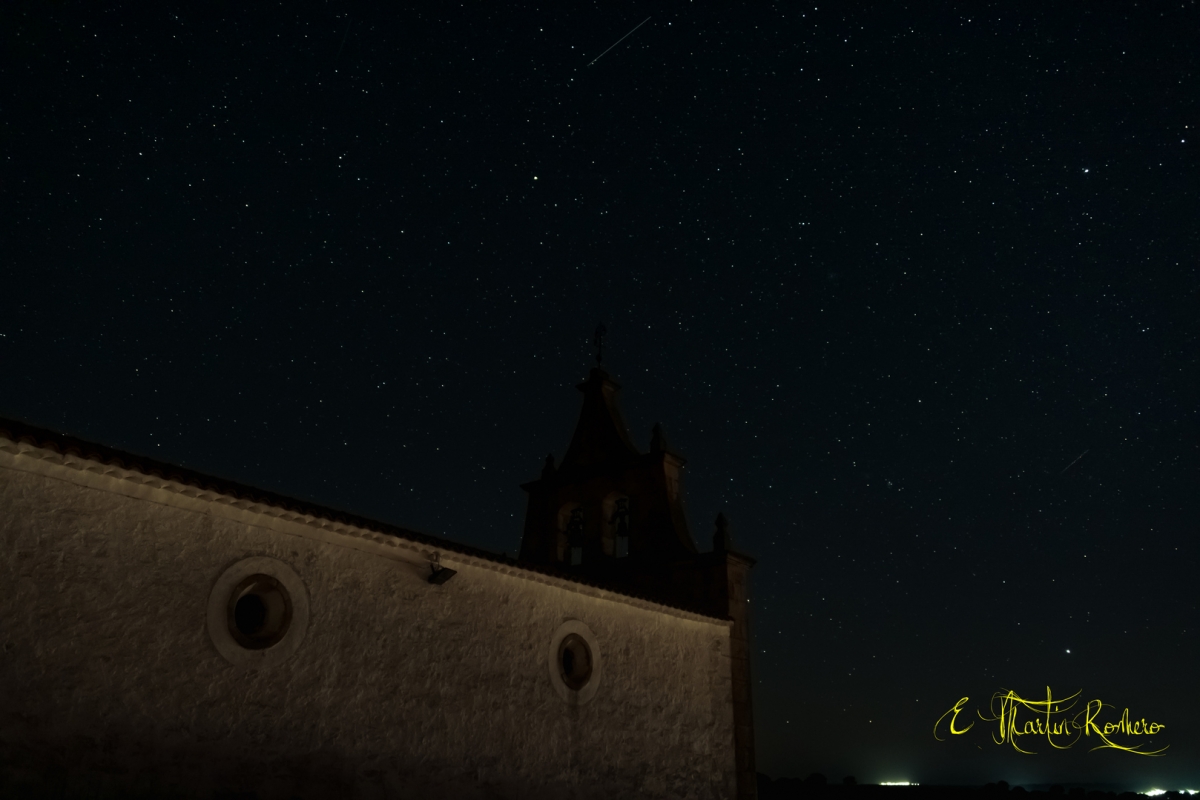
[{"left": 4, "top": 2, "right": 1198, "bottom": 791}]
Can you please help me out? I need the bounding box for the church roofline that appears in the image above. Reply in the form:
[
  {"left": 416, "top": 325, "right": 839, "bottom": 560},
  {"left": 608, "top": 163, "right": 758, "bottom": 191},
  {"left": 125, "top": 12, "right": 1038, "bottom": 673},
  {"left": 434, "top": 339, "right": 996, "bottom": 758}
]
[{"left": 0, "top": 415, "right": 731, "bottom": 625}]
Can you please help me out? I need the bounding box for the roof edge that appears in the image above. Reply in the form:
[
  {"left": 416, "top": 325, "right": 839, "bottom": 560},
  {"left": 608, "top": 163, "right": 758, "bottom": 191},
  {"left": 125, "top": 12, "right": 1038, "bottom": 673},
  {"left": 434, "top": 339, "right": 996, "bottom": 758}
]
[{"left": 0, "top": 415, "right": 730, "bottom": 624}]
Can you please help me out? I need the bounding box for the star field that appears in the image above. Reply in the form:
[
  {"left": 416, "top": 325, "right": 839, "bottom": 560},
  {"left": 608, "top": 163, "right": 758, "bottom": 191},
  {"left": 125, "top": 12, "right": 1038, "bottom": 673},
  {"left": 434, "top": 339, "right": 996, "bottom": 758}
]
[{"left": 3, "top": 2, "right": 1198, "bottom": 789}]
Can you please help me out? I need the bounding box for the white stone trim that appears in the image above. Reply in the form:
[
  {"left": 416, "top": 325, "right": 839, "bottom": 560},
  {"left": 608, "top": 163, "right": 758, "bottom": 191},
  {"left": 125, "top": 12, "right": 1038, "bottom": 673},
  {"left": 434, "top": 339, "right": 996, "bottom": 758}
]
[
  {"left": 207, "top": 556, "right": 309, "bottom": 668},
  {"left": 0, "top": 437, "right": 731, "bottom": 627},
  {"left": 547, "top": 619, "right": 602, "bottom": 705}
]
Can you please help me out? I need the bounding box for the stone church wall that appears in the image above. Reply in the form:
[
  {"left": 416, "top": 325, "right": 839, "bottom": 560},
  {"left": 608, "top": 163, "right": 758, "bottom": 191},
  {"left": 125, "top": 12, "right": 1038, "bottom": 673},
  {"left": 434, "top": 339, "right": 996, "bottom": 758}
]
[{"left": 0, "top": 444, "right": 738, "bottom": 799}]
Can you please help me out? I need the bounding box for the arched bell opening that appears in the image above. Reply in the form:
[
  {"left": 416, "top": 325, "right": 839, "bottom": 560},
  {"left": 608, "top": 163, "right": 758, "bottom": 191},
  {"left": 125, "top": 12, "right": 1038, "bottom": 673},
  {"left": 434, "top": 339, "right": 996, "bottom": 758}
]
[
  {"left": 602, "top": 493, "right": 631, "bottom": 558},
  {"left": 556, "top": 502, "right": 584, "bottom": 565}
]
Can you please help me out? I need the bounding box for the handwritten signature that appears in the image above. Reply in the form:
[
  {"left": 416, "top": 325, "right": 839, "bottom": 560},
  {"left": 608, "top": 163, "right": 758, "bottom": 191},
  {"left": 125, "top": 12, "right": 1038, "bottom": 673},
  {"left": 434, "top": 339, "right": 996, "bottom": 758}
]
[{"left": 934, "top": 688, "right": 1167, "bottom": 756}]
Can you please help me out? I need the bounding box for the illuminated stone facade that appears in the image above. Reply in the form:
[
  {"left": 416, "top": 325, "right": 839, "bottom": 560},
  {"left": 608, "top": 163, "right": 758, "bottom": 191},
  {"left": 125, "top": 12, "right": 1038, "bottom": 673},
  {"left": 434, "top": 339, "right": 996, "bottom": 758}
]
[{"left": 0, "top": 372, "right": 755, "bottom": 799}]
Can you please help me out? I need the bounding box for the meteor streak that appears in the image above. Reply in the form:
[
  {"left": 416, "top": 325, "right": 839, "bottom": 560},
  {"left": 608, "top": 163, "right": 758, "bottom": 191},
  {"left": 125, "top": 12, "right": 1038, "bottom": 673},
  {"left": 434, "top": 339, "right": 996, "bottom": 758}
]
[
  {"left": 1059, "top": 449, "right": 1090, "bottom": 475},
  {"left": 586, "top": 17, "right": 651, "bottom": 67}
]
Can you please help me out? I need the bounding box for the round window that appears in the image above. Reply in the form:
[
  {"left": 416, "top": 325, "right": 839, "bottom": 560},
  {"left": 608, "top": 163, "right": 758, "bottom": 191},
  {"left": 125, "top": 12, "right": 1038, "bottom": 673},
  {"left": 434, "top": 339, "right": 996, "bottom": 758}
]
[
  {"left": 547, "top": 620, "right": 602, "bottom": 704},
  {"left": 207, "top": 556, "right": 309, "bottom": 668},
  {"left": 557, "top": 633, "right": 593, "bottom": 690},
  {"left": 227, "top": 574, "right": 293, "bottom": 650}
]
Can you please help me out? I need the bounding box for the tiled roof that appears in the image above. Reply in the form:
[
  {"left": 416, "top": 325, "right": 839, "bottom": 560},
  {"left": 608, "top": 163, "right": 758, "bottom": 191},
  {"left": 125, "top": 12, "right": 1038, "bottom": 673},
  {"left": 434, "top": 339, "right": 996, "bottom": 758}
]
[{"left": 0, "top": 415, "right": 728, "bottom": 622}]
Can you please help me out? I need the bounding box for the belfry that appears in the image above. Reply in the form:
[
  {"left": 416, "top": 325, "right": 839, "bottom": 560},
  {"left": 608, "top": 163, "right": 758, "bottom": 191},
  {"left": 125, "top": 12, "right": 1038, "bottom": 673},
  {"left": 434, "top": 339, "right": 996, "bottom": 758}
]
[{"left": 519, "top": 365, "right": 759, "bottom": 799}]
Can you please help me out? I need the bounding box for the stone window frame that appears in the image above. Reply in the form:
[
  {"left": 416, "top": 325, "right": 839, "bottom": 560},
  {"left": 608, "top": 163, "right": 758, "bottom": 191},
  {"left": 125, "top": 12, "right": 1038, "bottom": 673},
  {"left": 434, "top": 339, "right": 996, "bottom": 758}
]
[
  {"left": 207, "top": 556, "right": 310, "bottom": 668},
  {"left": 547, "top": 619, "right": 602, "bottom": 705}
]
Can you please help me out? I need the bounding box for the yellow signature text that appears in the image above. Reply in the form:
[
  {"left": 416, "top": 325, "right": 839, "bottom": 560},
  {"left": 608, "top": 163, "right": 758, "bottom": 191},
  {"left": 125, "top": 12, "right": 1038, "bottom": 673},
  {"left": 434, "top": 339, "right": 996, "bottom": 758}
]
[{"left": 933, "top": 687, "right": 1166, "bottom": 756}]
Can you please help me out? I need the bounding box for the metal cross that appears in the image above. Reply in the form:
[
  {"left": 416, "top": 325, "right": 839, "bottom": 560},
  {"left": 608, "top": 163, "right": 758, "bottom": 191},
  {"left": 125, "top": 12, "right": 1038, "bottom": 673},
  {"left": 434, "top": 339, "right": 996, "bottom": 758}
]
[{"left": 593, "top": 323, "right": 606, "bottom": 366}]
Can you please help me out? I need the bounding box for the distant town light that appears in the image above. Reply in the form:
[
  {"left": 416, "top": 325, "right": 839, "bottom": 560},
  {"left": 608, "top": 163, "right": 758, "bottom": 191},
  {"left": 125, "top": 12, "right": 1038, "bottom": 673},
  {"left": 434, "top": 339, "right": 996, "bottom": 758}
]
[{"left": 880, "top": 782, "right": 919, "bottom": 786}]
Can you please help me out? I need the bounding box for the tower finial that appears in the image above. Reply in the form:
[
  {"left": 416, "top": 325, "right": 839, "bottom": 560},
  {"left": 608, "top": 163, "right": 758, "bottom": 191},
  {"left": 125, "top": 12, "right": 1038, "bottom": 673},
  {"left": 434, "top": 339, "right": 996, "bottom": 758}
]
[
  {"left": 593, "top": 322, "right": 607, "bottom": 367},
  {"left": 713, "top": 512, "right": 734, "bottom": 552},
  {"left": 650, "top": 422, "right": 669, "bottom": 453}
]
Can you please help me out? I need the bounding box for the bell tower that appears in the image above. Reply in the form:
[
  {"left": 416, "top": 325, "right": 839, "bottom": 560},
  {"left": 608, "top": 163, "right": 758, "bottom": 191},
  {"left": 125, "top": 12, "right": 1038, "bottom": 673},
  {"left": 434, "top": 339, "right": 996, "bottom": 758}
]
[
  {"left": 517, "top": 363, "right": 759, "bottom": 799},
  {"left": 518, "top": 367, "right": 698, "bottom": 573}
]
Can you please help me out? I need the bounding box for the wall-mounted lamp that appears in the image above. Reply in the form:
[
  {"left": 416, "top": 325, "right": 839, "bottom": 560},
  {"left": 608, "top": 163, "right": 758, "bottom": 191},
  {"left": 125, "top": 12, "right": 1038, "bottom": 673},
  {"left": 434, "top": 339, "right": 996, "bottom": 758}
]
[{"left": 428, "top": 553, "right": 457, "bottom": 585}]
